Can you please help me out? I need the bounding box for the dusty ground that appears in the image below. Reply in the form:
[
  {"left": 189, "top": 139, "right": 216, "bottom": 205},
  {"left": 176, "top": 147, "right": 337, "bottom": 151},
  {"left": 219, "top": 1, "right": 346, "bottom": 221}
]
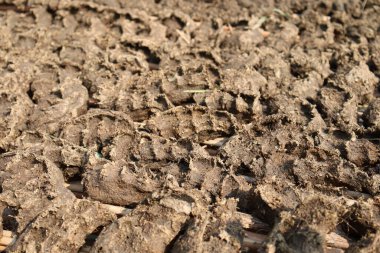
[{"left": 0, "top": 0, "right": 380, "bottom": 252}]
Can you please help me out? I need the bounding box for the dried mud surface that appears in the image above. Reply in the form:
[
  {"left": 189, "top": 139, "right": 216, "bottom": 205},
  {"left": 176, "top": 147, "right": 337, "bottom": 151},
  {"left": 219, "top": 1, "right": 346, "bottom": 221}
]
[{"left": 0, "top": 0, "right": 380, "bottom": 252}]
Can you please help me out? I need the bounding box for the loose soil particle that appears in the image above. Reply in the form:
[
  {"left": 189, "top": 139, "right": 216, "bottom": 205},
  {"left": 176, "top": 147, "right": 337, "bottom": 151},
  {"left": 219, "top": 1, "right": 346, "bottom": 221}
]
[{"left": 0, "top": 0, "right": 380, "bottom": 252}]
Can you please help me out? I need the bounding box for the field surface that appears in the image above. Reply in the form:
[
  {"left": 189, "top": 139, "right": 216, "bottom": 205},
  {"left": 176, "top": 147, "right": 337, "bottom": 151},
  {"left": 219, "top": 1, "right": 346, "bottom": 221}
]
[{"left": 0, "top": 0, "right": 380, "bottom": 252}]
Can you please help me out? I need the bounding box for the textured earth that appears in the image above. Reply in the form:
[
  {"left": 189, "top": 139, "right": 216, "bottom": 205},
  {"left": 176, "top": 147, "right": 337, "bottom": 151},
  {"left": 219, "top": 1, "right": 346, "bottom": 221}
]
[{"left": 0, "top": 0, "right": 380, "bottom": 252}]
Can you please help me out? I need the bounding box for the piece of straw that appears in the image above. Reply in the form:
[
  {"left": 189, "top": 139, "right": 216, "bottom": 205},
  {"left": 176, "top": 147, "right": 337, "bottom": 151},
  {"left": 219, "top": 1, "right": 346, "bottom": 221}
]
[
  {"left": 101, "top": 203, "right": 131, "bottom": 216},
  {"left": 64, "top": 181, "right": 84, "bottom": 193},
  {"left": 243, "top": 231, "right": 267, "bottom": 249}
]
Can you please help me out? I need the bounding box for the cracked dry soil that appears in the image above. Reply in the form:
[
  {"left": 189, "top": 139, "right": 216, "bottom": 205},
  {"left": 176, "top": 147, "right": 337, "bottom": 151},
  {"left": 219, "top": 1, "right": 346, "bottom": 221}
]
[{"left": 1, "top": 0, "right": 380, "bottom": 252}]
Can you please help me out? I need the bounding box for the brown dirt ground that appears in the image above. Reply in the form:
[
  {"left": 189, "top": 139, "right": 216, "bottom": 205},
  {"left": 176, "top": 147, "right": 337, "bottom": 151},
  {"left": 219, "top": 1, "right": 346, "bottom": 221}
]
[{"left": 0, "top": 0, "right": 380, "bottom": 252}]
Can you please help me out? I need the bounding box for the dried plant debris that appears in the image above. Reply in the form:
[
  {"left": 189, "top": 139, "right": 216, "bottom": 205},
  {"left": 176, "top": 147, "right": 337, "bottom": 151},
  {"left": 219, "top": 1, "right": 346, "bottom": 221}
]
[{"left": 0, "top": 0, "right": 380, "bottom": 252}]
